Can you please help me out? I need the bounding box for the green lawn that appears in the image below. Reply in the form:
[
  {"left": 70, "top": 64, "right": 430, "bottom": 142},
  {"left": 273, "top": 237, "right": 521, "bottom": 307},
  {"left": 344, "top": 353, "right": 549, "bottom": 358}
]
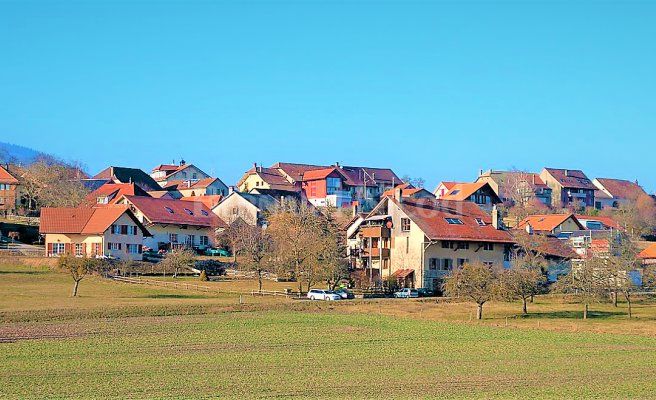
[{"left": 1, "top": 262, "right": 656, "bottom": 399}]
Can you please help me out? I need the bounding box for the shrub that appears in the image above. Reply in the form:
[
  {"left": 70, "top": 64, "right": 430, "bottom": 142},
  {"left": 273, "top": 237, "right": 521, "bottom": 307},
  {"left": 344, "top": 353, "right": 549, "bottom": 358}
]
[{"left": 199, "top": 270, "right": 208, "bottom": 281}]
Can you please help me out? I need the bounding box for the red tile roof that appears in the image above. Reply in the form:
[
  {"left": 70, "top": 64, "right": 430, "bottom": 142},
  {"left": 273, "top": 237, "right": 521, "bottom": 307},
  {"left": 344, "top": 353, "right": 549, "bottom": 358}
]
[
  {"left": 544, "top": 168, "right": 596, "bottom": 190},
  {"left": 181, "top": 195, "right": 223, "bottom": 209},
  {"left": 84, "top": 183, "right": 150, "bottom": 206},
  {"left": 123, "top": 195, "right": 226, "bottom": 229},
  {"left": 301, "top": 167, "right": 341, "bottom": 181},
  {"left": 638, "top": 243, "right": 656, "bottom": 260},
  {"left": 594, "top": 178, "right": 646, "bottom": 200},
  {"left": 517, "top": 214, "right": 584, "bottom": 233},
  {"left": 382, "top": 183, "right": 427, "bottom": 198},
  {"left": 390, "top": 198, "right": 514, "bottom": 243},
  {"left": 152, "top": 164, "right": 179, "bottom": 173},
  {"left": 272, "top": 162, "right": 326, "bottom": 182},
  {"left": 271, "top": 162, "right": 401, "bottom": 187},
  {"left": 0, "top": 166, "right": 19, "bottom": 184},
  {"left": 164, "top": 177, "right": 220, "bottom": 190},
  {"left": 40, "top": 206, "right": 150, "bottom": 236}
]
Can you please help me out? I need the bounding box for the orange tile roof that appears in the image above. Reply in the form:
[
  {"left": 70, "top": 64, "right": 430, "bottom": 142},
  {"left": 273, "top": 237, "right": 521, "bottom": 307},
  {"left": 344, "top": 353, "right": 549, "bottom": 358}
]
[
  {"left": 382, "top": 183, "right": 427, "bottom": 198},
  {"left": 181, "top": 195, "right": 223, "bottom": 209},
  {"left": 441, "top": 182, "right": 489, "bottom": 201},
  {"left": 517, "top": 214, "right": 584, "bottom": 233},
  {"left": 638, "top": 243, "right": 656, "bottom": 259},
  {"left": 575, "top": 214, "right": 621, "bottom": 230},
  {"left": 40, "top": 206, "right": 150, "bottom": 236},
  {"left": 0, "top": 165, "right": 19, "bottom": 184}
]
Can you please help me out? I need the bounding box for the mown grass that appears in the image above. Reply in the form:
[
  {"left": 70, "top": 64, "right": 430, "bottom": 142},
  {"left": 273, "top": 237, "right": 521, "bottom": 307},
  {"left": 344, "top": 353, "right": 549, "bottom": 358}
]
[{"left": 2, "top": 263, "right": 656, "bottom": 399}]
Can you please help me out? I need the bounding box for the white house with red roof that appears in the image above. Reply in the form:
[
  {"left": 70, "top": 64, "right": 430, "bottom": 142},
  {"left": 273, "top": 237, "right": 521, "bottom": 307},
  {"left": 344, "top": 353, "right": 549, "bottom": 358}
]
[
  {"left": 357, "top": 191, "right": 513, "bottom": 291},
  {"left": 151, "top": 160, "right": 212, "bottom": 187},
  {"left": 40, "top": 206, "right": 150, "bottom": 260},
  {"left": 117, "top": 195, "right": 226, "bottom": 251}
]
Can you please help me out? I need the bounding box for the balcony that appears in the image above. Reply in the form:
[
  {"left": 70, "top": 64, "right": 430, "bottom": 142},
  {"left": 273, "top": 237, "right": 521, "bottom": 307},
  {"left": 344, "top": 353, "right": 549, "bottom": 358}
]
[
  {"left": 360, "top": 226, "right": 391, "bottom": 238},
  {"left": 361, "top": 248, "right": 390, "bottom": 258}
]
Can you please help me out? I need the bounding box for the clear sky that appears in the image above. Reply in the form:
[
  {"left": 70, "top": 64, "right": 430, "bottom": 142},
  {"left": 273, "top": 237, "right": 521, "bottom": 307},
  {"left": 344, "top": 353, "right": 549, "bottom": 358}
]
[{"left": 1, "top": 1, "right": 655, "bottom": 192}]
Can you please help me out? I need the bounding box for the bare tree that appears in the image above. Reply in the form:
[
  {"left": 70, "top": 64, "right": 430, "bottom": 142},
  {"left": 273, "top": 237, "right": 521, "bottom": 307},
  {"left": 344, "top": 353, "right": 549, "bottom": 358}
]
[
  {"left": 159, "top": 248, "right": 196, "bottom": 278},
  {"left": 317, "top": 207, "right": 349, "bottom": 290},
  {"left": 57, "top": 254, "right": 100, "bottom": 297},
  {"left": 497, "top": 264, "right": 545, "bottom": 314},
  {"left": 240, "top": 224, "right": 273, "bottom": 293},
  {"left": 17, "top": 157, "right": 89, "bottom": 214},
  {"left": 605, "top": 237, "right": 640, "bottom": 316},
  {"left": 607, "top": 193, "right": 656, "bottom": 239},
  {"left": 401, "top": 175, "right": 425, "bottom": 189},
  {"left": 267, "top": 198, "right": 322, "bottom": 294},
  {"left": 555, "top": 257, "right": 607, "bottom": 319},
  {"left": 443, "top": 262, "right": 499, "bottom": 320}
]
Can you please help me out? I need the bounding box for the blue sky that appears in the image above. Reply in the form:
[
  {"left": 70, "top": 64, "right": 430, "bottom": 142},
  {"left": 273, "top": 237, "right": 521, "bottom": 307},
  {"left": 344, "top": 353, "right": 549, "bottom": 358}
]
[{"left": 1, "top": 1, "right": 655, "bottom": 192}]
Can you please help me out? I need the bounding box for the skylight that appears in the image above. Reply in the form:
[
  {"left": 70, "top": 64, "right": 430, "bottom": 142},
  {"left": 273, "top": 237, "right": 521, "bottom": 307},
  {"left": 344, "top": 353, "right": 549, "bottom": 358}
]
[
  {"left": 449, "top": 190, "right": 460, "bottom": 195},
  {"left": 165, "top": 206, "right": 174, "bottom": 214},
  {"left": 201, "top": 210, "right": 209, "bottom": 216},
  {"left": 184, "top": 208, "right": 194, "bottom": 215},
  {"left": 445, "top": 218, "right": 464, "bottom": 225},
  {"left": 475, "top": 218, "right": 486, "bottom": 226}
]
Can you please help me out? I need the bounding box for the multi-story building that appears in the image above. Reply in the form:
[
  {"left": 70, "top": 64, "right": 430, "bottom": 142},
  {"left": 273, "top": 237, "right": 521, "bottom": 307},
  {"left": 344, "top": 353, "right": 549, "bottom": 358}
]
[
  {"left": 212, "top": 191, "right": 279, "bottom": 227},
  {"left": 0, "top": 164, "right": 19, "bottom": 215},
  {"left": 476, "top": 170, "right": 552, "bottom": 206},
  {"left": 163, "top": 177, "right": 228, "bottom": 197},
  {"left": 117, "top": 195, "right": 225, "bottom": 251},
  {"left": 540, "top": 168, "right": 596, "bottom": 209},
  {"left": 355, "top": 191, "right": 513, "bottom": 292},
  {"left": 237, "top": 162, "right": 402, "bottom": 211},
  {"left": 40, "top": 206, "right": 151, "bottom": 260},
  {"left": 592, "top": 178, "right": 647, "bottom": 209}
]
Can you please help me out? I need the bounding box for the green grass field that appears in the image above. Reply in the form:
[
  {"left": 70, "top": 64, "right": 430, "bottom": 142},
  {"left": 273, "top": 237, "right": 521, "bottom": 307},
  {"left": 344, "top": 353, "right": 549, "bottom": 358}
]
[{"left": 2, "top": 262, "right": 656, "bottom": 399}]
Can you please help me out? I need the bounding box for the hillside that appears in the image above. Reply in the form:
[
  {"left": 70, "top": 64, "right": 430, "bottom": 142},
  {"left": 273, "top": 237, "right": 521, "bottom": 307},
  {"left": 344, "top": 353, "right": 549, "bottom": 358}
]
[{"left": 0, "top": 141, "right": 45, "bottom": 164}]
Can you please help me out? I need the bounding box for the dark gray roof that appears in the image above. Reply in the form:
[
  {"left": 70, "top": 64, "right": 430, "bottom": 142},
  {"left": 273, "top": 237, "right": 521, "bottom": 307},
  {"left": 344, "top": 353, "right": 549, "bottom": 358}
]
[
  {"left": 238, "top": 192, "right": 279, "bottom": 211},
  {"left": 93, "top": 166, "right": 161, "bottom": 192}
]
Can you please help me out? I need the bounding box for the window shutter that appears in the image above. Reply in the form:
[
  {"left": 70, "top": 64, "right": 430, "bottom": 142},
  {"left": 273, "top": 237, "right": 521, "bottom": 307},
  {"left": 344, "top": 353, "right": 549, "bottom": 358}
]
[
  {"left": 138, "top": 244, "right": 143, "bottom": 254},
  {"left": 64, "top": 243, "right": 72, "bottom": 254},
  {"left": 107, "top": 242, "right": 112, "bottom": 250},
  {"left": 47, "top": 243, "right": 53, "bottom": 256},
  {"left": 118, "top": 243, "right": 122, "bottom": 250}
]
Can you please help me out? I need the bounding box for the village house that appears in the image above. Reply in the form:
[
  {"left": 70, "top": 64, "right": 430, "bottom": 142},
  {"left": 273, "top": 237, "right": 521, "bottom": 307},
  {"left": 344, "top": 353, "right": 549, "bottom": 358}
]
[
  {"left": 212, "top": 191, "right": 279, "bottom": 226},
  {"left": 574, "top": 214, "right": 621, "bottom": 231},
  {"left": 0, "top": 164, "right": 19, "bottom": 216},
  {"left": 84, "top": 183, "right": 151, "bottom": 207},
  {"left": 356, "top": 192, "right": 513, "bottom": 292},
  {"left": 439, "top": 181, "right": 501, "bottom": 211},
  {"left": 90, "top": 166, "right": 162, "bottom": 192},
  {"left": 592, "top": 178, "right": 647, "bottom": 209},
  {"left": 150, "top": 160, "right": 211, "bottom": 187},
  {"left": 540, "top": 168, "right": 596, "bottom": 209},
  {"left": 433, "top": 181, "right": 457, "bottom": 199},
  {"left": 638, "top": 243, "right": 656, "bottom": 266},
  {"left": 517, "top": 213, "right": 584, "bottom": 236},
  {"left": 382, "top": 183, "right": 435, "bottom": 200},
  {"left": 40, "top": 206, "right": 150, "bottom": 260},
  {"left": 163, "top": 177, "right": 228, "bottom": 197},
  {"left": 181, "top": 195, "right": 223, "bottom": 210},
  {"left": 237, "top": 162, "right": 402, "bottom": 211},
  {"left": 476, "top": 170, "right": 552, "bottom": 206},
  {"left": 117, "top": 195, "right": 225, "bottom": 251}
]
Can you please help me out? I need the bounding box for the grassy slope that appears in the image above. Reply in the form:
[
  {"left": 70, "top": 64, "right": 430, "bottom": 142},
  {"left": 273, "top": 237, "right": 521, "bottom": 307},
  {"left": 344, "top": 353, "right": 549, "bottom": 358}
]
[{"left": 1, "top": 264, "right": 656, "bottom": 399}]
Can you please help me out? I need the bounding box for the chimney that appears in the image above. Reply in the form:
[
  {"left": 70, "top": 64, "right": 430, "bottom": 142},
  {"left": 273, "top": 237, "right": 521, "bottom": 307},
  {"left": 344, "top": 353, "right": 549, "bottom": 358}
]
[
  {"left": 352, "top": 203, "right": 358, "bottom": 217},
  {"left": 180, "top": 159, "right": 186, "bottom": 166},
  {"left": 525, "top": 223, "right": 533, "bottom": 235},
  {"left": 394, "top": 187, "right": 403, "bottom": 203},
  {"left": 479, "top": 169, "right": 483, "bottom": 176},
  {"left": 492, "top": 205, "right": 500, "bottom": 229},
  {"left": 228, "top": 186, "right": 235, "bottom": 194},
  {"left": 564, "top": 169, "right": 569, "bottom": 177},
  {"left": 532, "top": 174, "right": 536, "bottom": 185}
]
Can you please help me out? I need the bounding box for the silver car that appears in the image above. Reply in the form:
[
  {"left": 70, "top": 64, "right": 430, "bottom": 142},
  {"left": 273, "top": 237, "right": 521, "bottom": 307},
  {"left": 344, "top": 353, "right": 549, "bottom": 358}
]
[{"left": 307, "top": 289, "right": 341, "bottom": 301}]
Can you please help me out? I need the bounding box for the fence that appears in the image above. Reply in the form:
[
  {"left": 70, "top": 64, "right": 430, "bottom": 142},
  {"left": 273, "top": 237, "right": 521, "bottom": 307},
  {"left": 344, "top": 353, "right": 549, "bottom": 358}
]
[
  {"left": 0, "top": 247, "right": 44, "bottom": 257},
  {"left": 111, "top": 276, "right": 298, "bottom": 298}
]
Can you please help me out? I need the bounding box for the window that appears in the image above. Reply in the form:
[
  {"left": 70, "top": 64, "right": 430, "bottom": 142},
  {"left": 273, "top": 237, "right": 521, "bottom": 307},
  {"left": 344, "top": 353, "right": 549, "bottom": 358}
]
[
  {"left": 326, "top": 177, "right": 341, "bottom": 195},
  {"left": 169, "top": 233, "right": 178, "bottom": 243},
  {"left": 97, "top": 196, "right": 109, "bottom": 204},
  {"left": 200, "top": 236, "right": 209, "bottom": 246},
  {"left": 441, "top": 259, "right": 453, "bottom": 271},
  {"left": 201, "top": 210, "right": 209, "bottom": 216},
  {"left": 107, "top": 242, "right": 121, "bottom": 251},
  {"left": 483, "top": 243, "right": 494, "bottom": 251},
  {"left": 184, "top": 208, "right": 194, "bottom": 215},
  {"left": 192, "top": 173, "right": 198, "bottom": 180},
  {"left": 400, "top": 218, "right": 411, "bottom": 232},
  {"left": 475, "top": 218, "right": 486, "bottom": 226},
  {"left": 121, "top": 225, "right": 128, "bottom": 235},
  {"left": 457, "top": 242, "right": 469, "bottom": 250},
  {"left": 442, "top": 241, "right": 451, "bottom": 249},
  {"left": 93, "top": 243, "right": 101, "bottom": 256},
  {"left": 126, "top": 244, "right": 140, "bottom": 254},
  {"left": 165, "top": 206, "right": 175, "bottom": 214},
  {"left": 449, "top": 190, "right": 460, "bottom": 196},
  {"left": 186, "top": 235, "right": 195, "bottom": 245},
  {"left": 457, "top": 258, "right": 469, "bottom": 267},
  {"left": 256, "top": 181, "right": 260, "bottom": 187},
  {"left": 75, "top": 243, "right": 83, "bottom": 257},
  {"left": 445, "top": 218, "right": 464, "bottom": 225},
  {"left": 111, "top": 224, "right": 120, "bottom": 234},
  {"left": 128, "top": 226, "right": 138, "bottom": 235},
  {"left": 52, "top": 243, "right": 66, "bottom": 255},
  {"left": 429, "top": 258, "right": 438, "bottom": 270},
  {"left": 232, "top": 207, "right": 239, "bottom": 215}
]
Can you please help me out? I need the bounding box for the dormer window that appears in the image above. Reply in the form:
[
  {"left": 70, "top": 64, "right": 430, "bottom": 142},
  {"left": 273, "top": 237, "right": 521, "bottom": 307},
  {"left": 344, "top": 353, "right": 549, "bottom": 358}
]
[
  {"left": 97, "top": 196, "right": 109, "bottom": 204},
  {"left": 445, "top": 218, "right": 464, "bottom": 225}
]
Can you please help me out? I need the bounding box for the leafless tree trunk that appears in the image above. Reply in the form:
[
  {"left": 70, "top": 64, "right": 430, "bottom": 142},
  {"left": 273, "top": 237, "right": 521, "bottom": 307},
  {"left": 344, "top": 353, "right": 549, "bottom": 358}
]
[
  {"left": 583, "top": 303, "right": 589, "bottom": 320},
  {"left": 476, "top": 303, "right": 483, "bottom": 320}
]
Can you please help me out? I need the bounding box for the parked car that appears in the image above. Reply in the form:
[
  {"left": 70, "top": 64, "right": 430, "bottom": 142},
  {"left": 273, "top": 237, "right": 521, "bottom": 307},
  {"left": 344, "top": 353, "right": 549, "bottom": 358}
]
[
  {"left": 307, "top": 289, "right": 341, "bottom": 301},
  {"left": 0, "top": 236, "right": 11, "bottom": 244},
  {"left": 417, "top": 288, "right": 434, "bottom": 297},
  {"left": 335, "top": 289, "right": 354, "bottom": 299},
  {"left": 204, "top": 248, "right": 230, "bottom": 257},
  {"left": 393, "top": 288, "right": 419, "bottom": 298}
]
